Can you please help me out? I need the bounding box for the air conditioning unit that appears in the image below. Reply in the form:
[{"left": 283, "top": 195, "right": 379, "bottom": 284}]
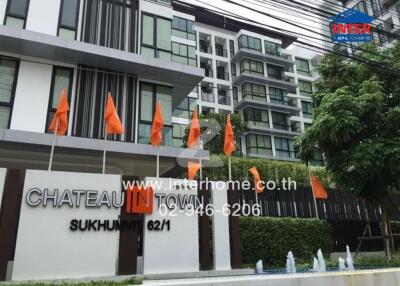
[
  {"left": 207, "top": 59, "right": 212, "bottom": 66},
  {"left": 206, "top": 35, "right": 212, "bottom": 42}
]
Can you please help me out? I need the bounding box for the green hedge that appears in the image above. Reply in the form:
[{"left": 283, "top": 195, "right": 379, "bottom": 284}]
[
  {"left": 203, "top": 155, "right": 329, "bottom": 187},
  {"left": 239, "top": 216, "right": 332, "bottom": 267}
]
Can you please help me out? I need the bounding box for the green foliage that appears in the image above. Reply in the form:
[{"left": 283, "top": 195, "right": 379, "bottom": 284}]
[
  {"left": 354, "top": 253, "right": 400, "bottom": 268},
  {"left": 239, "top": 217, "right": 332, "bottom": 266},
  {"left": 183, "top": 113, "right": 249, "bottom": 155},
  {"left": 297, "top": 42, "right": 400, "bottom": 204},
  {"left": 203, "top": 155, "right": 328, "bottom": 187}
]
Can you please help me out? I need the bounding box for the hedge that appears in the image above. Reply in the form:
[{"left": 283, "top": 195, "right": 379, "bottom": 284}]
[
  {"left": 239, "top": 216, "right": 332, "bottom": 267},
  {"left": 203, "top": 155, "right": 329, "bottom": 187}
]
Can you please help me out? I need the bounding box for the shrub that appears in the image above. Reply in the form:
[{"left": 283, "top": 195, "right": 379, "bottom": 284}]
[
  {"left": 239, "top": 216, "right": 332, "bottom": 267},
  {"left": 203, "top": 155, "right": 329, "bottom": 187}
]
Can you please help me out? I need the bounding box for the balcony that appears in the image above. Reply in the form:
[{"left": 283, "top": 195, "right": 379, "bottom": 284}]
[
  {"left": 246, "top": 121, "right": 302, "bottom": 138},
  {"left": 215, "top": 46, "right": 228, "bottom": 58},
  {"left": 216, "top": 71, "right": 229, "bottom": 81},
  {"left": 199, "top": 38, "right": 212, "bottom": 54},
  {"left": 201, "top": 92, "right": 215, "bottom": 103},
  {"left": 218, "top": 94, "right": 231, "bottom": 106},
  {"left": 233, "top": 73, "right": 297, "bottom": 94},
  {"left": 204, "top": 69, "right": 213, "bottom": 78},
  {"left": 231, "top": 47, "right": 295, "bottom": 69},
  {"left": 235, "top": 93, "right": 301, "bottom": 115}
]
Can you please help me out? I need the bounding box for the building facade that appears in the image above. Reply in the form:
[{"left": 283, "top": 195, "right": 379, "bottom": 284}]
[{"left": 0, "top": 0, "right": 324, "bottom": 173}]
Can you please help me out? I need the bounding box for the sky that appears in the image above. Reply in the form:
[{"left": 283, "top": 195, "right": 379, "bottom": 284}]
[{"left": 180, "top": 0, "right": 344, "bottom": 48}]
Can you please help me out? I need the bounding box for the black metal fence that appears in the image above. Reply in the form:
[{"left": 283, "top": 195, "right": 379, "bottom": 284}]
[{"left": 237, "top": 186, "right": 400, "bottom": 252}]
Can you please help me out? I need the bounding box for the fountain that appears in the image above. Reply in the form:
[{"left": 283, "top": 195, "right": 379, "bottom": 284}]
[
  {"left": 256, "top": 260, "right": 263, "bottom": 274},
  {"left": 346, "top": 245, "right": 355, "bottom": 271},
  {"left": 338, "top": 257, "right": 346, "bottom": 271},
  {"left": 317, "top": 249, "right": 326, "bottom": 272},
  {"left": 286, "top": 251, "right": 296, "bottom": 273},
  {"left": 313, "top": 257, "right": 319, "bottom": 272}
]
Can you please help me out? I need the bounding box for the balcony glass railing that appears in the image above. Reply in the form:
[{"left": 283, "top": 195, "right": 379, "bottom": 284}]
[
  {"left": 246, "top": 120, "right": 269, "bottom": 129},
  {"left": 242, "top": 93, "right": 267, "bottom": 103},
  {"left": 217, "top": 71, "right": 229, "bottom": 81},
  {"left": 202, "top": 69, "right": 213, "bottom": 78},
  {"left": 201, "top": 92, "right": 215, "bottom": 103},
  {"left": 200, "top": 41, "right": 212, "bottom": 54},
  {"left": 216, "top": 47, "right": 228, "bottom": 57},
  {"left": 218, "top": 94, "right": 231, "bottom": 105}
]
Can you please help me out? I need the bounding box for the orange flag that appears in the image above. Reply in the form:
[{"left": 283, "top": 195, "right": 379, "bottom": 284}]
[
  {"left": 310, "top": 175, "right": 328, "bottom": 199},
  {"left": 151, "top": 101, "right": 164, "bottom": 146},
  {"left": 187, "top": 109, "right": 200, "bottom": 148},
  {"left": 104, "top": 93, "right": 124, "bottom": 135},
  {"left": 249, "top": 166, "right": 264, "bottom": 194},
  {"left": 224, "top": 114, "right": 236, "bottom": 156},
  {"left": 188, "top": 161, "right": 201, "bottom": 180},
  {"left": 49, "top": 88, "right": 69, "bottom": 136}
]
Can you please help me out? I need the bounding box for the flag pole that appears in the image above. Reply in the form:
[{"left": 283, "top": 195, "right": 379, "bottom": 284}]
[
  {"left": 228, "top": 156, "right": 232, "bottom": 182},
  {"left": 309, "top": 169, "right": 319, "bottom": 219},
  {"left": 102, "top": 123, "right": 107, "bottom": 174},
  {"left": 199, "top": 140, "right": 202, "bottom": 181},
  {"left": 48, "top": 118, "right": 59, "bottom": 171},
  {"left": 156, "top": 146, "right": 160, "bottom": 178}
]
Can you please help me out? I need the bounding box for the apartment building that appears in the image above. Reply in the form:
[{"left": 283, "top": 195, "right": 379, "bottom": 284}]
[
  {"left": 0, "top": 0, "right": 323, "bottom": 172},
  {"left": 338, "top": 0, "right": 400, "bottom": 52}
]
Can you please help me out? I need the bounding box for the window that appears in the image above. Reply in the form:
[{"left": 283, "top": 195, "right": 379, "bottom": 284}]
[
  {"left": 269, "top": 87, "right": 288, "bottom": 105},
  {"left": 142, "top": 14, "right": 172, "bottom": 60},
  {"left": 238, "top": 35, "right": 262, "bottom": 52},
  {"left": 370, "top": 0, "right": 381, "bottom": 17},
  {"left": 172, "top": 16, "right": 195, "bottom": 40},
  {"left": 242, "top": 82, "right": 266, "bottom": 101},
  {"left": 295, "top": 58, "right": 311, "bottom": 76},
  {"left": 201, "top": 106, "right": 214, "bottom": 115},
  {"left": 172, "top": 124, "right": 187, "bottom": 147},
  {"left": 243, "top": 108, "right": 269, "bottom": 128},
  {"left": 229, "top": 39, "right": 235, "bottom": 57},
  {"left": 354, "top": 1, "right": 368, "bottom": 15},
  {"left": 173, "top": 97, "right": 196, "bottom": 119},
  {"left": 172, "top": 42, "right": 197, "bottom": 66},
  {"left": 0, "top": 58, "right": 18, "bottom": 129},
  {"left": 81, "top": 0, "right": 137, "bottom": 52},
  {"left": 232, "top": 87, "right": 238, "bottom": 105},
  {"left": 267, "top": 64, "right": 284, "bottom": 80},
  {"left": 4, "top": 0, "right": 30, "bottom": 29},
  {"left": 46, "top": 67, "right": 74, "bottom": 133},
  {"left": 139, "top": 83, "right": 172, "bottom": 146},
  {"left": 275, "top": 137, "right": 296, "bottom": 158},
  {"left": 264, "top": 40, "right": 281, "bottom": 56},
  {"left": 271, "top": 112, "right": 288, "bottom": 130},
  {"left": 240, "top": 59, "right": 264, "bottom": 76},
  {"left": 298, "top": 80, "right": 313, "bottom": 96},
  {"left": 231, "top": 63, "right": 236, "bottom": 78},
  {"left": 58, "top": 0, "right": 79, "bottom": 40},
  {"left": 246, "top": 134, "right": 272, "bottom": 156},
  {"left": 302, "top": 101, "right": 314, "bottom": 119}
]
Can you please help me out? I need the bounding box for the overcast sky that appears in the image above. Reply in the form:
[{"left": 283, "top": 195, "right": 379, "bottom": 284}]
[{"left": 181, "top": 0, "right": 343, "bottom": 47}]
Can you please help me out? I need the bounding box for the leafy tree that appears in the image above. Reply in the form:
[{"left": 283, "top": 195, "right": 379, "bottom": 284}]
[
  {"left": 296, "top": 43, "right": 400, "bottom": 258},
  {"left": 183, "top": 112, "right": 249, "bottom": 155}
]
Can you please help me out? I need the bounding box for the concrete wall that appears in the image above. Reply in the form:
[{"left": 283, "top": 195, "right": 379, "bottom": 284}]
[
  {"left": 26, "top": 0, "right": 61, "bottom": 36},
  {"left": 0, "top": 168, "right": 6, "bottom": 210},
  {"left": 12, "top": 170, "right": 121, "bottom": 281},
  {"left": 10, "top": 61, "right": 53, "bottom": 133},
  {"left": 0, "top": 0, "right": 7, "bottom": 25}
]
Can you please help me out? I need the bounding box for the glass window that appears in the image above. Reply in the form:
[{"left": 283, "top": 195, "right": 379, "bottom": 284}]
[
  {"left": 201, "top": 106, "right": 214, "bottom": 115},
  {"left": 267, "top": 64, "right": 284, "bottom": 80},
  {"left": 171, "top": 42, "right": 197, "bottom": 66},
  {"left": 271, "top": 112, "right": 288, "bottom": 130},
  {"left": 229, "top": 39, "right": 235, "bottom": 57},
  {"left": 46, "top": 67, "right": 73, "bottom": 133},
  {"left": 246, "top": 134, "right": 272, "bottom": 156},
  {"left": 172, "top": 16, "right": 195, "bottom": 40},
  {"left": 302, "top": 101, "right": 314, "bottom": 119},
  {"left": 142, "top": 14, "right": 171, "bottom": 60},
  {"left": 5, "top": 0, "right": 30, "bottom": 28},
  {"left": 298, "top": 80, "right": 313, "bottom": 96},
  {"left": 173, "top": 97, "right": 196, "bottom": 119},
  {"left": 354, "top": 1, "right": 368, "bottom": 15},
  {"left": 139, "top": 82, "right": 173, "bottom": 146},
  {"left": 243, "top": 108, "right": 269, "bottom": 128},
  {"left": 172, "top": 124, "right": 187, "bottom": 147},
  {"left": 264, "top": 40, "right": 281, "bottom": 56},
  {"left": 295, "top": 58, "right": 311, "bottom": 76},
  {"left": 0, "top": 58, "right": 18, "bottom": 129},
  {"left": 269, "top": 87, "right": 288, "bottom": 105},
  {"left": 242, "top": 82, "right": 266, "bottom": 101},
  {"left": 58, "top": 0, "right": 80, "bottom": 40},
  {"left": 275, "top": 137, "right": 296, "bottom": 158},
  {"left": 240, "top": 59, "right": 263, "bottom": 76},
  {"left": 238, "top": 35, "right": 261, "bottom": 52}
]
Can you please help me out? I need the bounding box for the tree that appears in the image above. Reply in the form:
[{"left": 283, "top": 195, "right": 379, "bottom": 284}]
[
  {"left": 184, "top": 112, "right": 249, "bottom": 155},
  {"left": 296, "top": 43, "right": 400, "bottom": 258}
]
